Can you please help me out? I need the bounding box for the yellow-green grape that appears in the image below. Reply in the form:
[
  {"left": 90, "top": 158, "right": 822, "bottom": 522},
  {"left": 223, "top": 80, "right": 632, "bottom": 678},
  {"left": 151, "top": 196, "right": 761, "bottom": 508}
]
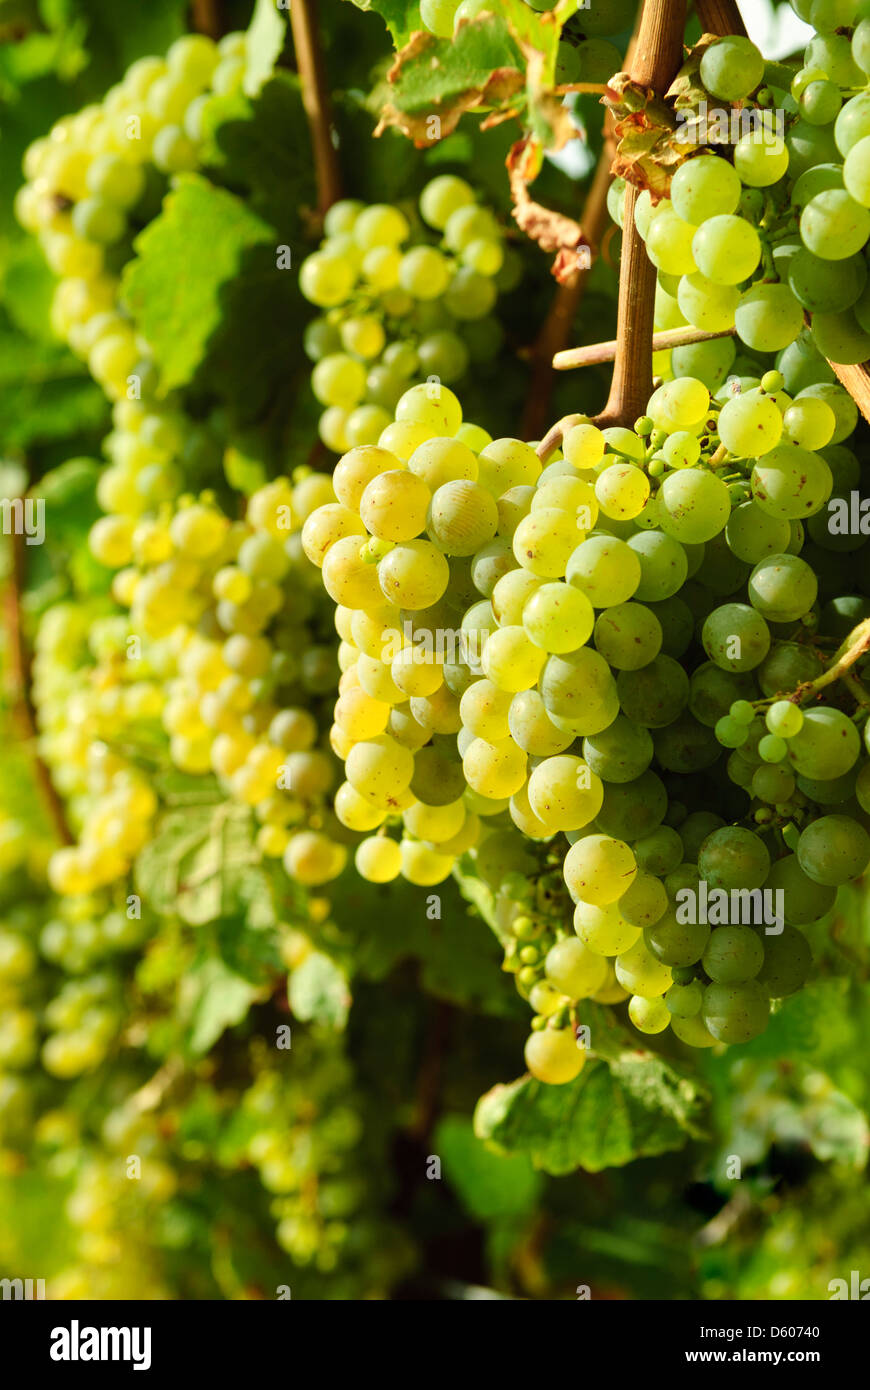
[
  {"left": 594, "top": 462, "right": 651, "bottom": 520},
  {"left": 566, "top": 535, "right": 642, "bottom": 607},
  {"left": 334, "top": 781, "right": 386, "bottom": 831},
  {"left": 459, "top": 678, "right": 513, "bottom": 741},
  {"left": 491, "top": 568, "right": 545, "bottom": 625},
  {"left": 563, "top": 422, "right": 605, "bottom": 472},
  {"left": 391, "top": 645, "right": 443, "bottom": 698},
  {"left": 396, "top": 383, "right": 462, "bottom": 435},
  {"left": 334, "top": 687, "right": 390, "bottom": 740},
  {"left": 526, "top": 755, "right": 603, "bottom": 833},
  {"left": 528, "top": 980, "right": 569, "bottom": 1017},
  {"left": 89, "top": 515, "right": 135, "bottom": 567},
  {"left": 403, "top": 798, "right": 466, "bottom": 842},
  {"left": 628, "top": 994, "right": 671, "bottom": 1034},
  {"left": 345, "top": 734, "right": 415, "bottom": 806},
  {"left": 355, "top": 835, "right": 402, "bottom": 882},
  {"left": 353, "top": 203, "right": 410, "bottom": 250},
  {"left": 573, "top": 899, "right": 641, "bottom": 955},
  {"left": 477, "top": 437, "right": 541, "bottom": 494},
  {"left": 614, "top": 937, "right": 673, "bottom": 998},
  {"left": 333, "top": 445, "right": 402, "bottom": 510},
  {"left": 356, "top": 653, "right": 406, "bottom": 705},
  {"left": 400, "top": 839, "right": 454, "bottom": 884},
  {"left": 522, "top": 581, "right": 594, "bottom": 653},
  {"left": 563, "top": 833, "right": 637, "bottom": 906},
  {"left": 462, "top": 737, "right": 527, "bottom": 798},
  {"left": 427, "top": 479, "right": 499, "bottom": 555},
  {"left": 359, "top": 470, "right": 431, "bottom": 542},
  {"left": 300, "top": 503, "right": 366, "bottom": 567},
  {"left": 512, "top": 507, "right": 584, "bottom": 577},
  {"left": 378, "top": 539, "right": 450, "bottom": 609},
  {"left": 438, "top": 809, "right": 480, "bottom": 855},
  {"left": 532, "top": 474, "right": 598, "bottom": 528},
  {"left": 283, "top": 831, "right": 347, "bottom": 885},
  {"left": 524, "top": 1027, "right": 586, "bottom": 1085},
  {"left": 408, "top": 436, "right": 478, "bottom": 489},
  {"left": 592, "top": 960, "right": 630, "bottom": 1004},
  {"left": 321, "top": 535, "right": 384, "bottom": 608},
  {"left": 481, "top": 625, "right": 547, "bottom": 692},
  {"left": 544, "top": 937, "right": 608, "bottom": 998},
  {"left": 509, "top": 782, "right": 554, "bottom": 839}
]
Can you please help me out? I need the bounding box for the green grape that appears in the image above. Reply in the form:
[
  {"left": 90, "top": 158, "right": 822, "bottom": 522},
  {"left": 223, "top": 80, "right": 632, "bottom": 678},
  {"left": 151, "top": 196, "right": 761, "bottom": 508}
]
[
  {"left": 717, "top": 390, "right": 783, "bottom": 458},
  {"left": 699, "top": 36, "right": 765, "bottom": 101},
  {"left": 524, "top": 1027, "right": 586, "bottom": 1084},
  {"left": 748, "top": 553, "right": 819, "bottom": 622},
  {"left": 788, "top": 247, "right": 867, "bottom": 314},
  {"left": 646, "top": 209, "right": 698, "bottom": 276},
  {"left": 619, "top": 872, "right": 668, "bottom": 929},
  {"left": 582, "top": 715, "right": 654, "bottom": 784},
  {"left": 527, "top": 754, "right": 603, "bottom": 833},
  {"left": 462, "top": 736, "right": 527, "bottom": 799},
  {"left": 544, "top": 937, "right": 608, "bottom": 998},
  {"left": 692, "top": 215, "right": 761, "bottom": 285},
  {"left": 671, "top": 1011, "right": 718, "bottom": 1046},
  {"left": 679, "top": 813, "right": 725, "bottom": 861},
  {"left": 417, "top": 331, "right": 470, "bottom": 383},
  {"left": 624, "top": 530, "right": 687, "bottom": 602},
  {"left": 765, "top": 852, "right": 836, "bottom": 923},
  {"left": 647, "top": 377, "right": 710, "bottom": 431},
  {"left": 785, "top": 706, "right": 861, "bottom": 779},
  {"left": 593, "top": 602, "right": 662, "bottom": 670},
  {"left": 658, "top": 469, "right": 730, "bottom": 544},
  {"left": 574, "top": 900, "right": 641, "bottom": 955},
  {"left": 671, "top": 334, "right": 736, "bottom": 391},
  {"left": 644, "top": 908, "right": 709, "bottom": 968},
  {"left": 725, "top": 502, "right": 791, "bottom": 565},
  {"left": 756, "top": 926, "right": 813, "bottom": 997},
  {"left": 797, "top": 382, "right": 859, "bottom": 442},
  {"left": 616, "top": 655, "right": 690, "bottom": 728},
  {"left": 801, "top": 189, "right": 870, "bottom": 260},
  {"left": 844, "top": 133, "right": 870, "bottom": 208},
  {"left": 628, "top": 994, "right": 671, "bottom": 1034},
  {"left": 751, "top": 445, "right": 833, "bottom": 519},
  {"left": 428, "top": 480, "right": 498, "bottom": 556},
  {"left": 702, "top": 925, "right": 764, "bottom": 983},
  {"left": 565, "top": 533, "right": 641, "bottom": 607},
  {"left": 300, "top": 251, "right": 357, "bottom": 307},
  {"left": 799, "top": 78, "right": 842, "bottom": 126},
  {"left": 654, "top": 713, "right": 721, "bottom": 772},
  {"left": 355, "top": 836, "right": 402, "bottom": 882},
  {"left": 595, "top": 769, "right": 667, "bottom": 841},
  {"left": 698, "top": 825, "right": 771, "bottom": 890},
  {"left": 71, "top": 196, "right": 126, "bottom": 245},
  {"left": 470, "top": 538, "right": 517, "bottom": 597},
  {"left": 648, "top": 595, "right": 694, "bottom": 658},
  {"left": 86, "top": 154, "right": 145, "bottom": 209},
  {"left": 734, "top": 283, "right": 804, "bottom": 352},
  {"left": 670, "top": 155, "right": 741, "bottom": 223},
  {"left": 477, "top": 436, "right": 540, "bottom": 494},
  {"left": 539, "top": 646, "right": 616, "bottom": 728},
  {"left": 688, "top": 664, "right": 754, "bottom": 728},
  {"left": 508, "top": 689, "right": 573, "bottom": 756},
  {"left": 782, "top": 397, "right": 837, "bottom": 449},
  {"left": 752, "top": 762, "right": 796, "bottom": 802},
  {"left": 419, "top": 174, "right": 474, "bottom": 229},
  {"left": 702, "top": 980, "right": 769, "bottom": 1043},
  {"left": 614, "top": 936, "right": 672, "bottom": 998},
  {"left": 378, "top": 540, "right": 450, "bottom": 610},
  {"left": 482, "top": 624, "right": 547, "bottom": 692},
  {"left": 701, "top": 602, "right": 770, "bottom": 672},
  {"left": 634, "top": 828, "right": 683, "bottom": 878},
  {"left": 513, "top": 507, "right": 585, "bottom": 578},
  {"left": 665, "top": 979, "right": 703, "bottom": 1017},
  {"left": 522, "top": 581, "right": 594, "bottom": 653}
]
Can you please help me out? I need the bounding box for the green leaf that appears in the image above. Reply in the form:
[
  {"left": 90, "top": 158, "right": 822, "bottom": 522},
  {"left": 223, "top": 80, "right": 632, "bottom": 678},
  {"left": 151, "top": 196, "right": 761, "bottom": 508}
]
[
  {"left": 475, "top": 1051, "right": 709, "bottom": 1175},
  {"left": 435, "top": 1114, "right": 542, "bottom": 1220},
  {"left": 288, "top": 951, "right": 352, "bottom": 1030},
  {"left": 0, "top": 323, "right": 107, "bottom": 450},
  {"left": 35, "top": 456, "right": 101, "bottom": 543},
  {"left": 244, "top": 0, "right": 287, "bottom": 97},
  {"left": 121, "top": 175, "right": 275, "bottom": 394},
  {"left": 134, "top": 803, "right": 263, "bottom": 926},
  {"left": 182, "top": 958, "right": 258, "bottom": 1056},
  {"left": 378, "top": 15, "right": 524, "bottom": 143},
  {"left": 343, "top": 0, "right": 422, "bottom": 47}
]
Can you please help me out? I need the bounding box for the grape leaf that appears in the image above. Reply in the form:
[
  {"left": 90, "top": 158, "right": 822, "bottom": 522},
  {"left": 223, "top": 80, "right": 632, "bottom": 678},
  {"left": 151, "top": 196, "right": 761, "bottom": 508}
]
[
  {"left": 342, "top": 0, "right": 422, "bottom": 48},
  {"left": 181, "top": 958, "right": 259, "bottom": 1057},
  {"left": 0, "top": 324, "right": 107, "bottom": 449},
  {"left": 244, "top": 0, "right": 288, "bottom": 97},
  {"left": 474, "top": 1051, "right": 709, "bottom": 1175},
  {"left": 435, "top": 1114, "right": 543, "bottom": 1220},
  {"left": 288, "top": 951, "right": 352, "bottom": 1031},
  {"left": 134, "top": 803, "right": 265, "bottom": 927}
]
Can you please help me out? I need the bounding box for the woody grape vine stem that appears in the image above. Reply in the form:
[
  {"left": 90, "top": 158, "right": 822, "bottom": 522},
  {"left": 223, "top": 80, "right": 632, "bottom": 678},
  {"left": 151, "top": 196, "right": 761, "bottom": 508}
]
[
  {"left": 4, "top": 523, "right": 73, "bottom": 845},
  {"left": 554, "top": 324, "right": 735, "bottom": 369},
  {"left": 597, "top": 0, "right": 688, "bottom": 429},
  {"left": 290, "top": 0, "right": 343, "bottom": 216}
]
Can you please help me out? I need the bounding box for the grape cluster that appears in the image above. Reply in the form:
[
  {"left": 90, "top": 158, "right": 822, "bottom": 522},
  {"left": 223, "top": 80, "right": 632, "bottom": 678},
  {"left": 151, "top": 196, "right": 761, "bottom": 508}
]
[
  {"left": 617, "top": 9, "right": 870, "bottom": 371},
  {"left": 306, "top": 362, "right": 870, "bottom": 1081},
  {"left": 300, "top": 177, "right": 518, "bottom": 455},
  {"left": 15, "top": 31, "right": 252, "bottom": 401}
]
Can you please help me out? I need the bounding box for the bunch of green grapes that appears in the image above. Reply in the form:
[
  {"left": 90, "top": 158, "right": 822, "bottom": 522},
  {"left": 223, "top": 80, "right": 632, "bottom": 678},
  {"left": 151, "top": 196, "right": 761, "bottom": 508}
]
[
  {"left": 233, "top": 1037, "right": 412, "bottom": 1287},
  {"left": 14, "top": 31, "right": 256, "bottom": 401},
  {"left": 77, "top": 474, "right": 353, "bottom": 890},
  {"left": 617, "top": 10, "right": 870, "bottom": 371},
  {"left": 304, "top": 364, "right": 870, "bottom": 1081},
  {"left": 300, "top": 176, "right": 520, "bottom": 455}
]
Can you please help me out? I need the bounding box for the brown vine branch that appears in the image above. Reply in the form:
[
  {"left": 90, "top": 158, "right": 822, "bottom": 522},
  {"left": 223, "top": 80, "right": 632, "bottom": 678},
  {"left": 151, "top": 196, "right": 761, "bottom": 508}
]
[
  {"left": 4, "top": 523, "right": 73, "bottom": 845},
  {"left": 290, "top": 0, "right": 343, "bottom": 216},
  {"left": 595, "top": 0, "right": 687, "bottom": 428},
  {"left": 190, "top": 0, "right": 223, "bottom": 39},
  {"left": 695, "top": 0, "right": 747, "bottom": 38},
  {"left": 554, "top": 324, "right": 735, "bottom": 370}
]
